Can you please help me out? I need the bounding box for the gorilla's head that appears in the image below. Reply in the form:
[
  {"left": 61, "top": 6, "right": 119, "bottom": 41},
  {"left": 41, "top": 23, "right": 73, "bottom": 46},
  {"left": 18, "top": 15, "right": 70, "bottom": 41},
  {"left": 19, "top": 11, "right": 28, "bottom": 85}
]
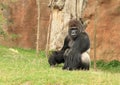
[
  {"left": 68, "top": 19, "right": 82, "bottom": 40},
  {"left": 68, "top": 18, "right": 88, "bottom": 33},
  {"left": 69, "top": 27, "right": 80, "bottom": 40}
]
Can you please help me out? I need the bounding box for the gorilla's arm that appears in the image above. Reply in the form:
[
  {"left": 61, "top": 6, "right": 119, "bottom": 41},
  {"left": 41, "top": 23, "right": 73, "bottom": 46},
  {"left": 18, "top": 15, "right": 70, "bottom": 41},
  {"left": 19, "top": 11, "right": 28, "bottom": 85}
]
[
  {"left": 60, "top": 36, "right": 70, "bottom": 51},
  {"left": 71, "top": 32, "right": 90, "bottom": 53},
  {"left": 63, "top": 32, "right": 90, "bottom": 70}
]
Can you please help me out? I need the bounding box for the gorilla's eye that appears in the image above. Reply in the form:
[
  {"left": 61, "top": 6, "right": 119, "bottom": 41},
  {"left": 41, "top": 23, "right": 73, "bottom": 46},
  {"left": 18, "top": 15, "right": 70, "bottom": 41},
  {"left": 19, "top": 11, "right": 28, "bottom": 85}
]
[
  {"left": 70, "top": 27, "right": 78, "bottom": 30},
  {"left": 71, "top": 30, "right": 78, "bottom": 36}
]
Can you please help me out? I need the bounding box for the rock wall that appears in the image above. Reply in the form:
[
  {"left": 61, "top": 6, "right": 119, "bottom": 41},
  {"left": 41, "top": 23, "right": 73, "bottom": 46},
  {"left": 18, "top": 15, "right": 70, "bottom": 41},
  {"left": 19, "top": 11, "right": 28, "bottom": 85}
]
[
  {"left": 84, "top": 0, "right": 120, "bottom": 61},
  {"left": 0, "top": 0, "right": 50, "bottom": 49},
  {"left": 0, "top": 0, "right": 37, "bottom": 48}
]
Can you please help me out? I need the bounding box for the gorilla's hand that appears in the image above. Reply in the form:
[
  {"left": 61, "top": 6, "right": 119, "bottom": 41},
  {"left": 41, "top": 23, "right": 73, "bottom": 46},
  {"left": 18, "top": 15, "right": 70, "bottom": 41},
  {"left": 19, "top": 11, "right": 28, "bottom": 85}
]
[
  {"left": 64, "top": 49, "right": 71, "bottom": 56},
  {"left": 68, "top": 48, "right": 80, "bottom": 57}
]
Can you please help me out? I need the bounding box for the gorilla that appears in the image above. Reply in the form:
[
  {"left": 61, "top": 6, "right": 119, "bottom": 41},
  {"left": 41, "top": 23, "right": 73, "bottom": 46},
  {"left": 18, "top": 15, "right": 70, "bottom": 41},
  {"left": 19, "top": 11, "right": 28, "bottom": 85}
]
[
  {"left": 48, "top": 50, "right": 64, "bottom": 66},
  {"left": 80, "top": 49, "right": 91, "bottom": 70},
  {"left": 48, "top": 19, "right": 90, "bottom": 70}
]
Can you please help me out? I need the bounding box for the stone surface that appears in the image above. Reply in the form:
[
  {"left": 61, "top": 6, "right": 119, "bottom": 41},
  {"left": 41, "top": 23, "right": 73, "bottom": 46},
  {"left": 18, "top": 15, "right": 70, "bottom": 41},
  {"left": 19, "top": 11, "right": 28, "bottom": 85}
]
[
  {"left": 0, "top": 0, "right": 50, "bottom": 49},
  {"left": 83, "top": 0, "right": 120, "bottom": 61}
]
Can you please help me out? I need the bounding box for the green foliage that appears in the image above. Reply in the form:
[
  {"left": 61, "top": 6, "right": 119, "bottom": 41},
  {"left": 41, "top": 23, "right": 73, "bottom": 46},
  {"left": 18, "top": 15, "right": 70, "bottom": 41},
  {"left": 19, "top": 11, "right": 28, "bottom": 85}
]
[
  {"left": 10, "top": 0, "right": 18, "bottom": 2},
  {"left": 0, "top": 3, "right": 9, "bottom": 10},
  {"left": 0, "top": 28, "right": 4, "bottom": 35},
  {"left": 0, "top": 5, "right": 6, "bottom": 36},
  {"left": 91, "top": 60, "right": 120, "bottom": 73},
  {"left": 10, "top": 33, "right": 19, "bottom": 40},
  {"left": 0, "top": 45, "right": 120, "bottom": 85},
  {"left": 0, "top": 25, "right": 6, "bottom": 37}
]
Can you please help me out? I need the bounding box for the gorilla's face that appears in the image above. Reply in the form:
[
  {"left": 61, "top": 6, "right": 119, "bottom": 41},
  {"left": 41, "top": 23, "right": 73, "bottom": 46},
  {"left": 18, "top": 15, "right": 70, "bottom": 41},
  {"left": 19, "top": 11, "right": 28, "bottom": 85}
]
[{"left": 69, "top": 27, "right": 79, "bottom": 40}]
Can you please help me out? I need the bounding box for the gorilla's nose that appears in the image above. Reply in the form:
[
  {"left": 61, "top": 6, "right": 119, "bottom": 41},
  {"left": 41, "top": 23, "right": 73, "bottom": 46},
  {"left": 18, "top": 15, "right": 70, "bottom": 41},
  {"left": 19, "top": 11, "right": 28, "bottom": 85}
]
[{"left": 71, "top": 32, "right": 76, "bottom": 36}]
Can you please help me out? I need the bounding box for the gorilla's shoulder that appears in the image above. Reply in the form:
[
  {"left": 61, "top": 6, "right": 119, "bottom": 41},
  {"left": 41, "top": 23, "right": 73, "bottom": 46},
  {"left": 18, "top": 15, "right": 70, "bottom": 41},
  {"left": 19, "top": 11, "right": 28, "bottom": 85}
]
[{"left": 79, "top": 32, "right": 88, "bottom": 36}]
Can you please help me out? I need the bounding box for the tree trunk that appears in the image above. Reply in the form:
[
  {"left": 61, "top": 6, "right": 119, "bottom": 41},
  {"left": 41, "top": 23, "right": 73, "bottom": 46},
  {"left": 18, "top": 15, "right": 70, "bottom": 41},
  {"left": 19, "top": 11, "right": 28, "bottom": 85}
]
[
  {"left": 48, "top": 0, "right": 88, "bottom": 50},
  {"left": 36, "top": 0, "right": 40, "bottom": 56},
  {"left": 94, "top": 0, "right": 98, "bottom": 71}
]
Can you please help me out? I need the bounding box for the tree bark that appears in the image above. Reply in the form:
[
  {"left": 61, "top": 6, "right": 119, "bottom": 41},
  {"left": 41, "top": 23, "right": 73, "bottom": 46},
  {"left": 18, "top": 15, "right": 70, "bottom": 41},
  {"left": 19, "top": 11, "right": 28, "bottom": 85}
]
[
  {"left": 49, "top": 0, "right": 88, "bottom": 50},
  {"left": 94, "top": 0, "right": 98, "bottom": 71},
  {"left": 36, "top": 0, "right": 40, "bottom": 56}
]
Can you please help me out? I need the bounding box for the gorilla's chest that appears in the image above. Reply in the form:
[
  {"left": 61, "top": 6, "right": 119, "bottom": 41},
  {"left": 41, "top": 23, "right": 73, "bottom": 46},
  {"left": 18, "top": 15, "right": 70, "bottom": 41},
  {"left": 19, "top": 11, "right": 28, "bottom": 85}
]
[{"left": 68, "top": 40, "right": 74, "bottom": 47}]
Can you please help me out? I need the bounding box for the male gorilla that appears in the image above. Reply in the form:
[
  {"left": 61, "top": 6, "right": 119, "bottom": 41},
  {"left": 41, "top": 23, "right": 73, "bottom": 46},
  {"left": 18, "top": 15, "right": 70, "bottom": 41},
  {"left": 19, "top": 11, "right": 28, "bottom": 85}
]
[
  {"left": 48, "top": 19, "right": 90, "bottom": 70},
  {"left": 48, "top": 50, "right": 65, "bottom": 66}
]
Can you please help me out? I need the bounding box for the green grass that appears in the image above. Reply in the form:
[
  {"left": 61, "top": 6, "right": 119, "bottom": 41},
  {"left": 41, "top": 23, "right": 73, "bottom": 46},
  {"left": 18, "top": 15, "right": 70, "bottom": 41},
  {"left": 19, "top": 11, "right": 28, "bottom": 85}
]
[
  {"left": 0, "top": 45, "right": 120, "bottom": 85},
  {"left": 91, "top": 60, "right": 120, "bottom": 73}
]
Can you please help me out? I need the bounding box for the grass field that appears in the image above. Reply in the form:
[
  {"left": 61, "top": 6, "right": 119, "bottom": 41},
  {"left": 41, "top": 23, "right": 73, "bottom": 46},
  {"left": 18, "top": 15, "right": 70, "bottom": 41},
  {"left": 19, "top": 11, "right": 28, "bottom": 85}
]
[{"left": 0, "top": 45, "right": 120, "bottom": 85}]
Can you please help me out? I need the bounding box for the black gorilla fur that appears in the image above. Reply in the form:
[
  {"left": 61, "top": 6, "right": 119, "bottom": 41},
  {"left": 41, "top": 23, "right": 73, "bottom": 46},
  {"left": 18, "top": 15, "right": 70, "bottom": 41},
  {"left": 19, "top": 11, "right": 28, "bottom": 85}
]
[
  {"left": 48, "top": 51, "right": 64, "bottom": 66},
  {"left": 62, "top": 31, "right": 90, "bottom": 70},
  {"left": 48, "top": 19, "right": 90, "bottom": 70}
]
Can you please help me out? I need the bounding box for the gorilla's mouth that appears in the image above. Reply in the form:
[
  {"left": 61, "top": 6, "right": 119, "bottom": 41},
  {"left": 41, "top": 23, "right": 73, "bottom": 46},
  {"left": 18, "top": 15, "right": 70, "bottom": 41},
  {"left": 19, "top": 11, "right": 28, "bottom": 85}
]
[
  {"left": 71, "top": 35, "right": 77, "bottom": 38},
  {"left": 71, "top": 35, "right": 78, "bottom": 40}
]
